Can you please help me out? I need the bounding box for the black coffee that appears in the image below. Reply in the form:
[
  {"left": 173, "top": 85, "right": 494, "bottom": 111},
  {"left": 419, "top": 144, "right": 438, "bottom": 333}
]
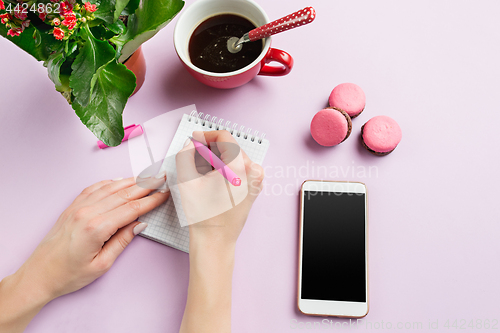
[{"left": 189, "top": 14, "right": 263, "bottom": 73}]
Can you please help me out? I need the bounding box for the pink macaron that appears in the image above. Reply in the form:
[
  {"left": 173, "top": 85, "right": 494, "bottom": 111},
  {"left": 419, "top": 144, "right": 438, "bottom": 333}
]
[
  {"left": 329, "top": 83, "right": 366, "bottom": 119},
  {"left": 361, "top": 116, "right": 402, "bottom": 155},
  {"left": 311, "top": 107, "right": 352, "bottom": 147}
]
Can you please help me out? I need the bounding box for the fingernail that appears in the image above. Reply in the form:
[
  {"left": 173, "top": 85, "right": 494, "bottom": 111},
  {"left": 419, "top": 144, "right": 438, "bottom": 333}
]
[
  {"left": 160, "top": 188, "right": 170, "bottom": 193},
  {"left": 184, "top": 138, "right": 191, "bottom": 147},
  {"left": 133, "top": 222, "right": 148, "bottom": 235},
  {"left": 138, "top": 173, "right": 152, "bottom": 179},
  {"left": 112, "top": 177, "right": 123, "bottom": 181},
  {"left": 155, "top": 170, "right": 166, "bottom": 179}
]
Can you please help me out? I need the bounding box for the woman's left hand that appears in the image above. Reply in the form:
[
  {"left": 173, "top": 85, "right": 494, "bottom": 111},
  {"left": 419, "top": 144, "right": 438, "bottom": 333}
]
[{"left": 0, "top": 176, "right": 169, "bottom": 332}]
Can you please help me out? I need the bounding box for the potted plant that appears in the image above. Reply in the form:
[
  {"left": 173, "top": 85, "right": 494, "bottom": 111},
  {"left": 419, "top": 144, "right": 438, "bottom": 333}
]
[{"left": 0, "top": 0, "right": 184, "bottom": 146}]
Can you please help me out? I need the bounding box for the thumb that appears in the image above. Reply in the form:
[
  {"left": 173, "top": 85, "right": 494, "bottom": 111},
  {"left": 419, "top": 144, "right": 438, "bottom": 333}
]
[
  {"left": 98, "top": 222, "right": 147, "bottom": 264},
  {"left": 176, "top": 138, "right": 200, "bottom": 183}
]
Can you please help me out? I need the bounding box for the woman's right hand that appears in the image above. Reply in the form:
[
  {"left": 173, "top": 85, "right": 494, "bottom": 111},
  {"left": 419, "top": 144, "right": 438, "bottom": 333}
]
[
  {"left": 177, "top": 130, "right": 264, "bottom": 333},
  {"left": 176, "top": 130, "right": 264, "bottom": 252}
]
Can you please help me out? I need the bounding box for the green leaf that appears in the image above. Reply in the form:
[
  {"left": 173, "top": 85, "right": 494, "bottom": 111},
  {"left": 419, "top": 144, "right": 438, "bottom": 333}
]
[
  {"left": 93, "top": 0, "right": 117, "bottom": 24},
  {"left": 47, "top": 51, "right": 66, "bottom": 90},
  {"left": 58, "top": 60, "right": 74, "bottom": 93},
  {"left": 113, "top": 0, "right": 131, "bottom": 22},
  {"left": 33, "top": 29, "right": 42, "bottom": 47},
  {"left": 90, "top": 25, "right": 108, "bottom": 40},
  {"left": 66, "top": 41, "right": 78, "bottom": 56},
  {"left": 0, "top": 24, "right": 60, "bottom": 62},
  {"left": 73, "top": 61, "right": 136, "bottom": 147},
  {"left": 106, "top": 20, "right": 126, "bottom": 34},
  {"left": 121, "top": 0, "right": 139, "bottom": 16},
  {"left": 70, "top": 25, "right": 116, "bottom": 107},
  {"left": 112, "top": 0, "right": 184, "bottom": 62},
  {"left": 93, "top": 0, "right": 132, "bottom": 24}
]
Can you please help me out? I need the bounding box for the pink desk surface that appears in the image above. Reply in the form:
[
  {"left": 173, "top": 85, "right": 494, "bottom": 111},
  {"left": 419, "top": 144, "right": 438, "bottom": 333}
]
[{"left": 1, "top": 0, "right": 499, "bottom": 332}]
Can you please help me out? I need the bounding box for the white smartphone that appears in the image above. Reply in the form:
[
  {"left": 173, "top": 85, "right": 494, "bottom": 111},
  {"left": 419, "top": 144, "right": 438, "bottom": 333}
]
[{"left": 298, "top": 180, "right": 368, "bottom": 317}]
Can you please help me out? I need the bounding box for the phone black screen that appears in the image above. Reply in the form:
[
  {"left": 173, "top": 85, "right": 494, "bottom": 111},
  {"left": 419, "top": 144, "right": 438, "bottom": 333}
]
[{"left": 301, "top": 191, "right": 366, "bottom": 302}]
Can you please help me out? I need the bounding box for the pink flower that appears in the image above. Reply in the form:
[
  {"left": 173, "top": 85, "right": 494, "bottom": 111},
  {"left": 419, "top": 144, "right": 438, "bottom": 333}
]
[
  {"left": 0, "top": 13, "right": 12, "bottom": 24},
  {"left": 53, "top": 27, "right": 64, "bottom": 40},
  {"left": 7, "top": 27, "right": 22, "bottom": 37},
  {"left": 22, "top": 19, "right": 29, "bottom": 28},
  {"left": 60, "top": 1, "right": 73, "bottom": 15},
  {"left": 84, "top": 2, "right": 97, "bottom": 12},
  {"left": 53, "top": 17, "right": 60, "bottom": 26},
  {"left": 14, "top": 7, "right": 28, "bottom": 20},
  {"left": 0, "top": 0, "right": 5, "bottom": 11},
  {"left": 62, "top": 12, "right": 77, "bottom": 29},
  {"left": 37, "top": 5, "right": 47, "bottom": 21}
]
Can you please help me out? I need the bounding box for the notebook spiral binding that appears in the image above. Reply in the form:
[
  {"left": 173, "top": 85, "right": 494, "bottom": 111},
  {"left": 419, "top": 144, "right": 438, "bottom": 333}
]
[{"left": 188, "top": 111, "right": 266, "bottom": 144}]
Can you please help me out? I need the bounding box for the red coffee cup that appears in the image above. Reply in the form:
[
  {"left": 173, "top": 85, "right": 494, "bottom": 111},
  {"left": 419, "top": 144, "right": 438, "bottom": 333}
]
[{"left": 174, "top": 0, "right": 293, "bottom": 89}]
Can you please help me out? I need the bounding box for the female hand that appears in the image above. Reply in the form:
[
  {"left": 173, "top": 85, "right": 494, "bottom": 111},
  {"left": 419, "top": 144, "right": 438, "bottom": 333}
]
[
  {"left": 176, "top": 130, "right": 264, "bottom": 251},
  {"left": 177, "top": 130, "right": 264, "bottom": 333},
  {"left": 0, "top": 176, "right": 169, "bottom": 333}
]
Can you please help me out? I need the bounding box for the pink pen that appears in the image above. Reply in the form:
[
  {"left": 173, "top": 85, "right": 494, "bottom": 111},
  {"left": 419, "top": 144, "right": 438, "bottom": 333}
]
[
  {"left": 189, "top": 136, "right": 241, "bottom": 186},
  {"left": 97, "top": 124, "right": 144, "bottom": 149}
]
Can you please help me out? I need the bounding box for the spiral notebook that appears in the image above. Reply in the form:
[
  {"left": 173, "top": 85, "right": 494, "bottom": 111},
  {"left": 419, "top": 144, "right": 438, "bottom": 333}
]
[{"left": 138, "top": 111, "right": 270, "bottom": 253}]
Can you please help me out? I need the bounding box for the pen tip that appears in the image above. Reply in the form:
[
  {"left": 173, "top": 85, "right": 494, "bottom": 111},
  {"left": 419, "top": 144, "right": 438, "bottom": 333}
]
[{"left": 232, "top": 178, "right": 242, "bottom": 186}]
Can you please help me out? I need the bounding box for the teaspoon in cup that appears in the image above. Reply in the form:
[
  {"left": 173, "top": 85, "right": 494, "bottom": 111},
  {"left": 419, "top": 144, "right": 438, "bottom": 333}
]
[{"left": 227, "top": 7, "right": 316, "bottom": 54}]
